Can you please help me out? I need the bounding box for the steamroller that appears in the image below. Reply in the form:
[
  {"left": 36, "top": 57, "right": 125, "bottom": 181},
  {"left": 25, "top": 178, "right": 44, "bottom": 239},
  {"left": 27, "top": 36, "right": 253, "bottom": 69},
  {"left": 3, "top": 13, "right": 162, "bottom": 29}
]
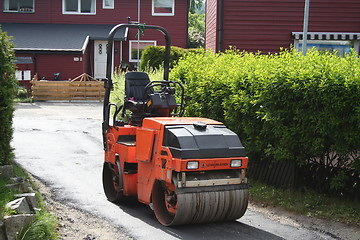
[{"left": 102, "top": 23, "right": 249, "bottom": 226}]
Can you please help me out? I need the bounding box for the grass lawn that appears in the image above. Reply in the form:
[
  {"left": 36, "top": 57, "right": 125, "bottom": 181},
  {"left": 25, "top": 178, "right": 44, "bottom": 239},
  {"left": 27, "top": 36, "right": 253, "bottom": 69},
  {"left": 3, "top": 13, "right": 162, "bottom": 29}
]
[{"left": 249, "top": 180, "right": 360, "bottom": 226}]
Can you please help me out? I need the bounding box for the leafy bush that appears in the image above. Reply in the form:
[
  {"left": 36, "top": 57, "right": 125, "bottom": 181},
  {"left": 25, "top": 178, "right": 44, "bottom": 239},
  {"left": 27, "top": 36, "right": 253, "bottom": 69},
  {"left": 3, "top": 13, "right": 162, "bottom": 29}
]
[
  {"left": 139, "top": 46, "right": 200, "bottom": 72},
  {"left": 171, "top": 48, "right": 360, "bottom": 196},
  {"left": 0, "top": 28, "right": 17, "bottom": 166}
]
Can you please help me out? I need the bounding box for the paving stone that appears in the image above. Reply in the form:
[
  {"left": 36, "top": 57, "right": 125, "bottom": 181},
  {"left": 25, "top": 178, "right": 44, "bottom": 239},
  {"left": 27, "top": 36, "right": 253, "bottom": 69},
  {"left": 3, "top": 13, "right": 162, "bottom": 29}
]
[
  {"left": 9, "top": 177, "right": 26, "bottom": 184},
  {"left": 5, "top": 183, "right": 22, "bottom": 192},
  {"left": 5, "top": 181, "right": 33, "bottom": 193},
  {"left": 3, "top": 214, "right": 35, "bottom": 240},
  {"left": 6, "top": 197, "right": 31, "bottom": 214},
  {"left": 0, "top": 221, "right": 6, "bottom": 240},
  {"left": 14, "top": 193, "right": 38, "bottom": 210},
  {"left": 20, "top": 181, "right": 33, "bottom": 193},
  {"left": 0, "top": 165, "right": 14, "bottom": 180}
]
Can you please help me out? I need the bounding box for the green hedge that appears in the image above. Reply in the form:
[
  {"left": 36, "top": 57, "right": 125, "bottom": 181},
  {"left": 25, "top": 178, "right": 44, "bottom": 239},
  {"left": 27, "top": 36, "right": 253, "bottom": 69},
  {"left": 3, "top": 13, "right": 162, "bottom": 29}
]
[
  {"left": 140, "top": 46, "right": 200, "bottom": 72},
  {"left": 0, "top": 28, "right": 17, "bottom": 166},
  {"left": 171, "top": 48, "right": 360, "bottom": 193}
]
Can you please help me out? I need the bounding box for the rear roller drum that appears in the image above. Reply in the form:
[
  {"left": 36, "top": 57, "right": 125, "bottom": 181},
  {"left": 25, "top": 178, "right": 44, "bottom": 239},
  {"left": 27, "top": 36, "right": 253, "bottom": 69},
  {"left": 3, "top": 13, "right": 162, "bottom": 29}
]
[
  {"left": 152, "top": 180, "right": 249, "bottom": 226},
  {"left": 102, "top": 160, "right": 125, "bottom": 202}
]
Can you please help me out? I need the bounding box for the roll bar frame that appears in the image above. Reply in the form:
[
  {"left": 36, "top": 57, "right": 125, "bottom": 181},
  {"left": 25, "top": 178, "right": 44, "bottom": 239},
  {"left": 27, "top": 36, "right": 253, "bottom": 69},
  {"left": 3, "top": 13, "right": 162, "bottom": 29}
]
[{"left": 102, "top": 23, "right": 171, "bottom": 150}]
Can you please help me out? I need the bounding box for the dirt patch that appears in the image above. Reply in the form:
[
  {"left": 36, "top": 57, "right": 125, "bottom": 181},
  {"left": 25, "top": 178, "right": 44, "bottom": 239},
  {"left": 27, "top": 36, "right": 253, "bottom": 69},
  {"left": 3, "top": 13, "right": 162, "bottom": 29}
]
[
  {"left": 32, "top": 177, "right": 133, "bottom": 240},
  {"left": 248, "top": 203, "right": 360, "bottom": 240}
]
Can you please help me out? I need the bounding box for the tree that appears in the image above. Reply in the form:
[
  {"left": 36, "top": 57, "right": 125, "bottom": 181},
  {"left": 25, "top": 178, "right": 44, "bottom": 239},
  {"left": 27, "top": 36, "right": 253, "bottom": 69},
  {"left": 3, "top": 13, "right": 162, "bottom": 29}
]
[
  {"left": 0, "top": 27, "right": 16, "bottom": 165},
  {"left": 189, "top": 0, "right": 204, "bottom": 14},
  {"left": 188, "top": 0, "right": 205, "bottom": 48}
]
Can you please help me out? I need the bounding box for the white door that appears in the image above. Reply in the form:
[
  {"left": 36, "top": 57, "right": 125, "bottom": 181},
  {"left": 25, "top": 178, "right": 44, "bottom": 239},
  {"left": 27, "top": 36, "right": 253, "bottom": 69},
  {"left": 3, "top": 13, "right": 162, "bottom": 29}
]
[{"left": 94, "top": 40, "right": 112, "bottom": 79}]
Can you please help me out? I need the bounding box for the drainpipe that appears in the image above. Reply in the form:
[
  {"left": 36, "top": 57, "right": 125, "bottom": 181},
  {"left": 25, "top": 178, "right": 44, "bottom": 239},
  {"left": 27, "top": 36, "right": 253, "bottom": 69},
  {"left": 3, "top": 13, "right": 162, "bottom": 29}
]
[
  {"left": 32, "top": 53, "right": 37, "bottom": 77},
  {"left": 217, "top": 0, "right": 224, "bottom": 52}
]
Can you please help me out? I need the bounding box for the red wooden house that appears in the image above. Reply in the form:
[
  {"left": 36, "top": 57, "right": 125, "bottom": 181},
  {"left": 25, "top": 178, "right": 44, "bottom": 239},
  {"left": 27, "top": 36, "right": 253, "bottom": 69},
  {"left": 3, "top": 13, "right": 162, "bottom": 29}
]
[
  {"left": 0, "top": 0, "right": 188, "bottom": 81},
  {"left": 205, "top": 0, "right": 360, "bottom": 54}
]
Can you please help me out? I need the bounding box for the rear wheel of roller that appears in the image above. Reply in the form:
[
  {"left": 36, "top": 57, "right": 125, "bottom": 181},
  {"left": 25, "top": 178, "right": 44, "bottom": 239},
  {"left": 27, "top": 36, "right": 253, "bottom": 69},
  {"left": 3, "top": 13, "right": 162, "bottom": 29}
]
[{"left": 102, "top": 160, "right": 124, "bottom": 202}]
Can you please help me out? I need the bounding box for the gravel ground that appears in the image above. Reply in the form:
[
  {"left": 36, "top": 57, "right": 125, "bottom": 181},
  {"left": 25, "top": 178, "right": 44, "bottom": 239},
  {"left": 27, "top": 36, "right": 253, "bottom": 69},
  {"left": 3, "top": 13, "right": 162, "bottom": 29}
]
[
  {"left": 32, "top": 176, "right": 133, "bottom": 240},
  {"left": 33, "top": 174, "right": 359, "bottom": 240}
]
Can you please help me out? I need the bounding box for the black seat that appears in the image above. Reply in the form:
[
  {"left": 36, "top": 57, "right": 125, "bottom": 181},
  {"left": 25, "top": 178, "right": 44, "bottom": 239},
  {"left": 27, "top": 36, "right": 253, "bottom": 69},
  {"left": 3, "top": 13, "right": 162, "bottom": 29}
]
[
  {"left": 125, "top": 72, "right": 153, "bottom": 101},
  {"left": 122, "top": 72, "right": 154, "bottom": 120}
]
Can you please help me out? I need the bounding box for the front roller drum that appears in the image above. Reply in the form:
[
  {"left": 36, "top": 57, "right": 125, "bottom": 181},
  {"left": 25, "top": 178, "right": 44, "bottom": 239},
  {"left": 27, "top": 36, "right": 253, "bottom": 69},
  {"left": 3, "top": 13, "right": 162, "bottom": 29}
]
[{"left": 152, "top": 181, "right": 249, "bottom": 226}]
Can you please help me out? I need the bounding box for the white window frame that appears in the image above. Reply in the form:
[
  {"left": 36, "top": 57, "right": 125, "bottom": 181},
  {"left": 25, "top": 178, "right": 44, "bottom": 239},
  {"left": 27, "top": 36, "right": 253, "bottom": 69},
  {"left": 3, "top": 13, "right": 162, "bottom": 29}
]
[
  {"left": 15, "top": 70, "right": 22, "bottom": 80},
  {"left": 3, "top": 0, "right": 35, "bottom": 13},
  {"left": 62, "top": 0, "right": 96, "bottom": 15},
  {"left": 15, "top": 70, "right": 31, "bottom": 80},
  {"left": 23, "top": 70, "right": 31, "bottom": 80},
  {"left": 129, "top": 40, "right": 157, "bottom": 62},
  {"left": 103, "top": 0, "right": 114, "bottom": 9},
  {"left": 152, "top": 0, "right": 175, "bottom": 16}
]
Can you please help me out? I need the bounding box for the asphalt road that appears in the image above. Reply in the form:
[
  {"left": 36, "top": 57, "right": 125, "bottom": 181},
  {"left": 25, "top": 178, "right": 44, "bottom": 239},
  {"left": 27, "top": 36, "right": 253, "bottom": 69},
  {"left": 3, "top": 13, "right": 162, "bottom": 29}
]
[{"left": 12, "top": 102, "right": 338, "bottom": 240}]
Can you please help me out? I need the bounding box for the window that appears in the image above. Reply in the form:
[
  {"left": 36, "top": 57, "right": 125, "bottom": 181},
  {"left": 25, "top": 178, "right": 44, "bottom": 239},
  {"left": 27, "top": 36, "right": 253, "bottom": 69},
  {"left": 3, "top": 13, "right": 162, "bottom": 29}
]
[
  {"left": 152, "top": 0, "right": 174, "bottom": 16},
  {"left": 63, "top": 0, "right": 95, "bottom": 14},
  {"left": 3, "top": 0, "right": 34, "bottom": 13},
  {"left": 296, "top": 40, "right": 354, "bottom": 56},
  {"left": 103, "top": 0, "right": 114, "bottom": 9},
  {"left": 292, "top": 32, "right": 360, "bottom": 56},
  {"left": 15, "top": 70, "right": 31, "bottom": 80},
  {"left": 15, "top": 70, "right": 22, "bottom": 80},
  {"left": 129, "top": 40, "right": 156, "bottom": 62}
]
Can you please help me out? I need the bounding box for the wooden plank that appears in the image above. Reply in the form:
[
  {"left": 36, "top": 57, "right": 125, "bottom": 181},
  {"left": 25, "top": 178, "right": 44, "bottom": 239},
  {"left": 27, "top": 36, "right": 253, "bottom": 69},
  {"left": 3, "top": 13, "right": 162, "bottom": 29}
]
[
  {"left": 32, "top": 86, "right": 103, "bottom": 90},
  {"left": 32, "top": 82, "right": 71, "bottom": 86},
  {"left": 33, "top": 96, "right": 104, "bottom": 101},
  {"left": 32, "top": 81, "right": 102, "bottom": 86},
  {"left": 71, "top": 97, "right": 104, "bottom": 100},
  {"left": 32, "top": 86, "right": 104, "bottom": 91},
  {"left": 32, "top": 92, "right": 104, "bottom": 97},
  {"left": 70, "top": 93, "right": 104, "bottom": 95},
  {"left": 32, "top": 84, "right": 103, "bottom": 88}
]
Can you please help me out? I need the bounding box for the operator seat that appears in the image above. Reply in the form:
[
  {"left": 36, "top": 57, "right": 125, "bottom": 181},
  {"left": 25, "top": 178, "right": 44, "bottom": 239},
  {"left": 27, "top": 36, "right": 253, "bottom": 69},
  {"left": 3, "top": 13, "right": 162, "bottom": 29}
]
[
  {"left": 123, "top": 71, "right": 153, "bottom": 115},
  {"left": 125, "top": 72, "right": 153, "bottom": 102}
]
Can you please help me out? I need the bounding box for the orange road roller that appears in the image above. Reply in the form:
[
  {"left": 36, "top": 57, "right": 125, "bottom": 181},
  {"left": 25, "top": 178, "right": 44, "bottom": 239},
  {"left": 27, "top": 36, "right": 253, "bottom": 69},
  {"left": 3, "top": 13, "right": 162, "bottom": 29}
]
[{"left": 102, "top": 23, "right": 249, "bottom": 226}]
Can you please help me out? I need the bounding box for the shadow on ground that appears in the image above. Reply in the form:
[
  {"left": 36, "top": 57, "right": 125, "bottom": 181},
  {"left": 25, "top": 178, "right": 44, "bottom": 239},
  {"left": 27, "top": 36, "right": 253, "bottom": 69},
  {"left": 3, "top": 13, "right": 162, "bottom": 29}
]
[{"left": 116, "top": 200, "right": 283, "bottom": 240}]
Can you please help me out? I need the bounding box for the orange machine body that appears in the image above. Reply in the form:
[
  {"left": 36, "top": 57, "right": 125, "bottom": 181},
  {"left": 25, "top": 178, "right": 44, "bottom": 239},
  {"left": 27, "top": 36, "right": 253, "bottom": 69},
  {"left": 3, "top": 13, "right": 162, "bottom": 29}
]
[{"left": 104, "top": 117, "right": 249, "bottom": 205}]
